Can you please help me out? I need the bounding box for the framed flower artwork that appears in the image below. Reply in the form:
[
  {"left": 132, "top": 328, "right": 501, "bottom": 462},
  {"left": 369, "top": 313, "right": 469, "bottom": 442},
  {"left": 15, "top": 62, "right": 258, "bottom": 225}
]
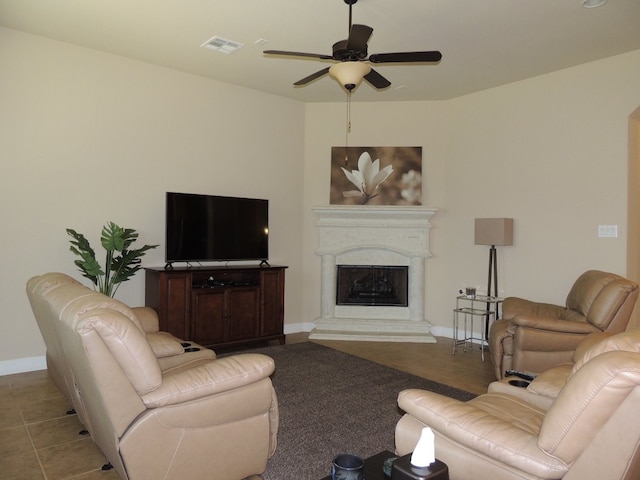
[{"left": 330, "top": 146, "right": 422, "bottom": 205}]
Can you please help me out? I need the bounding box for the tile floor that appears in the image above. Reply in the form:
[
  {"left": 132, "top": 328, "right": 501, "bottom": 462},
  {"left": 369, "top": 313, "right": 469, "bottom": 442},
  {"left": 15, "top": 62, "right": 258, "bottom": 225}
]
[
  {"left": 0, "top": 335, "right": 494, "bottom": 479},
  {"left": 0, "top": 369, "right": 119, "bottom": 480}
]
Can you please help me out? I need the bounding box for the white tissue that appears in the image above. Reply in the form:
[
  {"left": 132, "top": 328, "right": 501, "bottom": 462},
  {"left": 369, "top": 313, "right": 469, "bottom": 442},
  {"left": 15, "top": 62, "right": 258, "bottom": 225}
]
[{"left": 410, "top": 427, "right": 435, "bottom": 467}]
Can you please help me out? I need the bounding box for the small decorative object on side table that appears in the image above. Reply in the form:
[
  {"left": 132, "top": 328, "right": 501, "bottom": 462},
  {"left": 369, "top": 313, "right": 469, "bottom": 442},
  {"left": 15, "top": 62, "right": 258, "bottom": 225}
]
[
  {"left": 320, "top": 451, "right": 396, "bottom": 480},
  {"left": 391, "top": 454, "right": 449, "bottom": 480},
  {"left": 319, "top": 451, "right": 449, "bottom": 480}
]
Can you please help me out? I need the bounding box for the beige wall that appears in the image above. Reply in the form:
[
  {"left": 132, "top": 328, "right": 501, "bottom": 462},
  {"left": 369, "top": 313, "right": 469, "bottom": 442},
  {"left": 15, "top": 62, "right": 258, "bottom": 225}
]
[
  {"left": 0, "top": 28, "right": 305, "bottom": 372},
  {"left": 3, "top": 25, "right": 640, "bottom": 373},
  {"left": 302, "top": 101, "right": 450, "bottom": 334},
  {"left": 303, "top": 50, "right": 640, "bottom": 335}
]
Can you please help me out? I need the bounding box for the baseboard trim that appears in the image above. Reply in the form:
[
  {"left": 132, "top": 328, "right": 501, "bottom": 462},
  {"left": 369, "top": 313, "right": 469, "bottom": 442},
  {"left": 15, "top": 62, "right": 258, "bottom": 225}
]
[
  {"left": 284, "top": 322, "right": 315, "bottom": 335},
  {"left": 430, "top": 325, "right": 455, "bottom": 338},
  {"left": 0, "top": 355, "right": 46, "bottom": 376}
]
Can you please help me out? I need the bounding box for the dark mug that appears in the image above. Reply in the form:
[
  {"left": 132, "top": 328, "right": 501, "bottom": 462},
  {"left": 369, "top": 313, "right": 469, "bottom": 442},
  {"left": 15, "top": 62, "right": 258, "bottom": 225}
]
[{"left": 331, "top": 453, "right": 365, "bottom": 480}]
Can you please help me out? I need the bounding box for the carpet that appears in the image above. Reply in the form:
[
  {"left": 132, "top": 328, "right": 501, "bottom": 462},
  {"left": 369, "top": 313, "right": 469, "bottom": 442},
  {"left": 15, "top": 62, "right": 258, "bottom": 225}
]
[{"left": 232, "top": 342, "right": 475, "bottom": 480}]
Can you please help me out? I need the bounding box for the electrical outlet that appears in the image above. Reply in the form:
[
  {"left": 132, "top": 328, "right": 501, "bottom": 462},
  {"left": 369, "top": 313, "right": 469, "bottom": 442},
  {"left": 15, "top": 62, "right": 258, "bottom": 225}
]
[{"left": 598, "top": 225, "right": 618, "bottom": 238}]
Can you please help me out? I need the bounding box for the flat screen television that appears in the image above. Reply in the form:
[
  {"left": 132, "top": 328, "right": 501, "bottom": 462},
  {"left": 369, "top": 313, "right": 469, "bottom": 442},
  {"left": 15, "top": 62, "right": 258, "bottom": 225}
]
[{"left": 165, "top": 192, "right": 269, "bottom": 265}]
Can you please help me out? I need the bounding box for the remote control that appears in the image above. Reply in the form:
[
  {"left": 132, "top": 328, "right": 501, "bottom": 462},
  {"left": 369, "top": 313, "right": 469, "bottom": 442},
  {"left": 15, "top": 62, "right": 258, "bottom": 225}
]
[{"left": 504, "top": 369, "right": 537, "bottom": 381}]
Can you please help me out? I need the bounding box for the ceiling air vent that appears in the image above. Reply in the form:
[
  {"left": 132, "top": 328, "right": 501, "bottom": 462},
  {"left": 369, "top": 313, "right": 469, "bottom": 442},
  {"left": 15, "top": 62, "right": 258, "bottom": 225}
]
[{"left": 201, "top": 36, "right": 244, "bottom": 54}]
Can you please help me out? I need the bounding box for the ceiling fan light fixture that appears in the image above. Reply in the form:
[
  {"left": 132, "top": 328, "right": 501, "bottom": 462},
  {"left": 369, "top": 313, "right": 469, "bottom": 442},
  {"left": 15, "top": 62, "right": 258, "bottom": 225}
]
[
  {"left": 581, "top": 0, "right": 607, "bottom": 8},
  {"left": 329, "top": 62, "right": 371, "bottom": 90}
]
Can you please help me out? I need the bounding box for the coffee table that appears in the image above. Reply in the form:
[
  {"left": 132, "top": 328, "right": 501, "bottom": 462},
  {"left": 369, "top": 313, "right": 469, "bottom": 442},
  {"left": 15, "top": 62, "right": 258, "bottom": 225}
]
[
  {"left": 319, "top": 450, "right": 396, "bottom": 480},
  {"left": 319, "top": 450, "right": 449, "bottom": 480}
]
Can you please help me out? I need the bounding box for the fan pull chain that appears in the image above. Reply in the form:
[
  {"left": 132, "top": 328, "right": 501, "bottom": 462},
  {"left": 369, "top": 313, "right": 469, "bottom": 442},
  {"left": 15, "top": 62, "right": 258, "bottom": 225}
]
[{"left": 345, "top": 90, "right": 351, "bottom": 164}]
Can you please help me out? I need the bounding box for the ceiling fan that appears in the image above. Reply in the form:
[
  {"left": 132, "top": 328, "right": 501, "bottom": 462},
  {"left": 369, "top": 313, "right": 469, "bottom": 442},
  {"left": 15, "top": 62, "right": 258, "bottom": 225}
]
[{"left": 263, "top": 0, "right": 442, "bottom": 92}]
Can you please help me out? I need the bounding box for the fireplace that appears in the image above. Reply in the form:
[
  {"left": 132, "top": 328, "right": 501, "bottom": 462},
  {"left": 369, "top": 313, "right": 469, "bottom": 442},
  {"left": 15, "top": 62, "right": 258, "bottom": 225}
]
[
  {"left": 310, "top": 205, "right": 437, "bottom": 343},
  {"left": 336, "top": 265, "right": 408, "bottom": 307}
]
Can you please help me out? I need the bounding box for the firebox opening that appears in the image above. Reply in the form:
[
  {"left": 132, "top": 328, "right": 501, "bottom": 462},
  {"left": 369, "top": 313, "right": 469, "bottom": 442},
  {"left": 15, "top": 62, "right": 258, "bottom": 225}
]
[{"left": 336, "top": 265, "right": 409, "bottom": 307}]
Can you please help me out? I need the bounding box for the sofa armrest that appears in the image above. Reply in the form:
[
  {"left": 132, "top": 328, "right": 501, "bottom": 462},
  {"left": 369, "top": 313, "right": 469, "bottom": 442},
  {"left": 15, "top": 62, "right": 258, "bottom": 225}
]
[
  {"left": 157, "top": 347, "right": 217, "bottom": 372},
  {"left": 488, "top": 319, "right": 512, "bottom": 379},
  {"left": 487, "top": 378, "right": 556, "bottom": 411},
  {"left": 142, "top": 353, "right": 275, "bottom": 408},
  {"left": 512, "top": 314, "right": 599, "bottom": 334},
  {"left": 526, "top": 363, "right": 573, "bottom": 399},
  {"left": 572, "top": 332, "right": 613, "bottom": 362},
  {"left": 502, "top": 298, "right": 566, "bottom": 320},
  {"left": 146, "top": 332, "right": 185, "bottom": 358},
  {"left": 132, "top": 307, "right": 160, "bottom": 333}
]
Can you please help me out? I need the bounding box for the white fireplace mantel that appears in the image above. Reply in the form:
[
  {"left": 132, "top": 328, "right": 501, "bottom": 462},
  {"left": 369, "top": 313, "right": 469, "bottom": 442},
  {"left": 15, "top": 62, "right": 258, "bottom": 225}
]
[{"left": 310, "top": 205, "right": 437, "bottom": 343}]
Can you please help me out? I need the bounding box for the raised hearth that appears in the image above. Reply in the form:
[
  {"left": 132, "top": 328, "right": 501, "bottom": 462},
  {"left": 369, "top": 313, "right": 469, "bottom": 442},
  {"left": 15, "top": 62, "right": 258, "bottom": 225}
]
[{"left": 310, "top": 205, "right": 437, "bottom": 343}]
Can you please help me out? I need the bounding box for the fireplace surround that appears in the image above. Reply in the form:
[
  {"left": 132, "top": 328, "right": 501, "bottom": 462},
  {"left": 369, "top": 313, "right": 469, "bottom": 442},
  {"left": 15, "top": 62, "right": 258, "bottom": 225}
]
[{"left": 310, "top": 205, "right": 437, "bottom": 342}]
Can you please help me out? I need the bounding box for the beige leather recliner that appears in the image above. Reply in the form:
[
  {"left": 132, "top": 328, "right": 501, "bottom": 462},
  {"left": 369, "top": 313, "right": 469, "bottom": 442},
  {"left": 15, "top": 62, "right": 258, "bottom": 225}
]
[
  {"left": 27, "top": 273, "right": 278, "bottom": 480},
  {"left": 488, "top": 329, "right": 640, "bottom": 411},
  {"left": 395, "top": 329, "right": 640, "bottom": 480},
  {"left": 26, "top": 273, "right": 217, "bottom": 429},
  {"left": 488, "top": 270, "right": 638, "bottom": 379}
]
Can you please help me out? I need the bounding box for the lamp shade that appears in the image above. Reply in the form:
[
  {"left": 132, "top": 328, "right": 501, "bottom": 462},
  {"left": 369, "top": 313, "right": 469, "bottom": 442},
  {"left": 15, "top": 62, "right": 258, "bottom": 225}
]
[
  {"left": 329, "top": 62, "right": 371, "bottom": 89},
  {"left": 474, "top": 218, "right": 514, "bottom": 246}
]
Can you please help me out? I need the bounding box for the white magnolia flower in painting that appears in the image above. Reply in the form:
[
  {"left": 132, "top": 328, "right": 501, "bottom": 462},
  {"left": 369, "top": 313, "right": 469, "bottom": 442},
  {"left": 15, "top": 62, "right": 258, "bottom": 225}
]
[
  {"left": 341, "top": 151, "right": 394, "bottom": 204},
  {"left": 401, "top": 169, "right": 422, "bottom": 205}
]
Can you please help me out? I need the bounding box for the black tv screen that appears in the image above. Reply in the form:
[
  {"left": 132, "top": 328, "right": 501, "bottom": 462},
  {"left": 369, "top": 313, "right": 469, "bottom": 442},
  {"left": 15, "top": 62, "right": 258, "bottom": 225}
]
[{"left": 165, "top": 192, "right": 269, "bottom": 263}]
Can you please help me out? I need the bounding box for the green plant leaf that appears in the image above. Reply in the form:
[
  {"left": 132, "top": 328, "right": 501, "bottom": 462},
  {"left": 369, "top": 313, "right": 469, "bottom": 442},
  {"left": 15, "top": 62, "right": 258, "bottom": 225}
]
[
  {"left": 119, "top": 227, "right": 139, "bottom": 251},
  {"left": 101, "top": 222, "right": 126, "bottom": 252},
  {"left": 67, "top": 228, "right": 95, "bottom": 258},
  {"left": 67, "top": 228, "right": 103, "bottom": 285},
  {"left": 67, "top": 223, "right": 157, "bottom": 297}
]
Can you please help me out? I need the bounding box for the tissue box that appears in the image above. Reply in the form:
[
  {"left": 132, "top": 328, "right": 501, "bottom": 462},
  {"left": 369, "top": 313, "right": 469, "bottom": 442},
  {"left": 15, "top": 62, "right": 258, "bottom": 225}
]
[{"left": 390, "top": 454, "right": 449, "bottom": 480}]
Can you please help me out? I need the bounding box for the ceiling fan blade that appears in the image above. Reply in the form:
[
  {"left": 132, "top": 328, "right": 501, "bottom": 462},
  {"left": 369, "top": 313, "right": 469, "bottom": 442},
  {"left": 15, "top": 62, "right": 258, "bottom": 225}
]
[
  {"left": 293, "top": 67, "right": 331, "bottom": 86},
  {"left": 364, "top": 69, "right": 391, "bottom": 89},
  {"left": 346, "top": 24, "right": 373, "bottom": 51},
  {"left": 369, "top": 51, "right": 442, "bottom": 63},
  {"left": 264, "top": 50, "right": 333, "bottom": 61}
]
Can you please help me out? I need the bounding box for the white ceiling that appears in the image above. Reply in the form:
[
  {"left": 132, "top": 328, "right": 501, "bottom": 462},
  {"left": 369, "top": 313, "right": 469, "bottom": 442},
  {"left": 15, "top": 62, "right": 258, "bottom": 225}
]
[{"left": 2, "top": 0, "right": 640, "bottom": 103}]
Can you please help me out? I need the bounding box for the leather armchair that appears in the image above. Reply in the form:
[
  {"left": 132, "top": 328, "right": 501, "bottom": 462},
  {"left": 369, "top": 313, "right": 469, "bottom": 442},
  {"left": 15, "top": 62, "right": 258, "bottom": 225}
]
[
  {"left": 27, "top": 273, "right": 278, "bottom": 480},
  {"left": 26, "top": 273, "right": 216, "bottom": 428},
  {"left": 488, "top": 270, "right": 638, "bottom": 379},
  {"left": 395, "top": 329, "right": 640, "bottom": 480},
  {"left": 488, "top": 329, "right": 640, "bottom": 410}
]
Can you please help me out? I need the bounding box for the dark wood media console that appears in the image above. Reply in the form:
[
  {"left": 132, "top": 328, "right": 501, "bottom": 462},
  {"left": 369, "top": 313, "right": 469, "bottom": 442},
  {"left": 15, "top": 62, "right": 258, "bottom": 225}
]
[{"left": 144, "top": 265, "right": 287, "bottom": 349}]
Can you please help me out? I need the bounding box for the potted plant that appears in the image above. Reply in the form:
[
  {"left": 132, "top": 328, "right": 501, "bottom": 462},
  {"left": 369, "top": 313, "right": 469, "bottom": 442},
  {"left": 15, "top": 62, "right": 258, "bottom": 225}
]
[{"left": 67, "top": 221, "right": 158, "bottom": 297}]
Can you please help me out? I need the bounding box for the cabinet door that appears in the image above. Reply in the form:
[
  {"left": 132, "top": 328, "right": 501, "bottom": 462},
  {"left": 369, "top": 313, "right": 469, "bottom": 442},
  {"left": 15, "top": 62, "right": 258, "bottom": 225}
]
[
  {"left": 227, "top": 287, "right": 260, "bottom": 342},
  {"left": 163, "top": 273, "right": 191, "bottom": 340},
  {"left": 191, "top": 290, "right": 226, "bottom": 346},
  {"left": 260, "top": 269, "right": 285, "bottom": 337}
]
